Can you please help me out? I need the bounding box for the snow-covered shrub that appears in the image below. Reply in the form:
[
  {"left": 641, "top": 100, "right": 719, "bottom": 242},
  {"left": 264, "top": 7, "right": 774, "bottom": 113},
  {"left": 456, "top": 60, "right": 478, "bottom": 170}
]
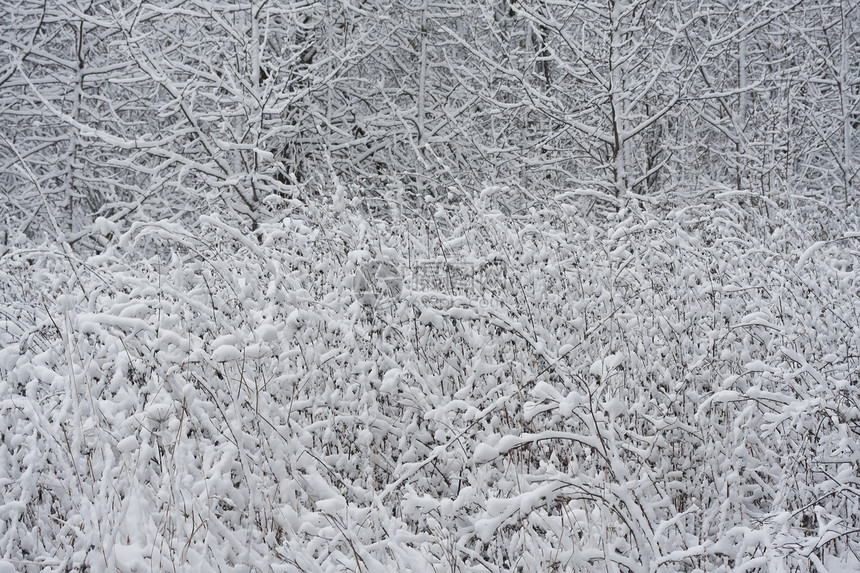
[{"left": 0, "top": 196, "right": 858, "bottom": 572}]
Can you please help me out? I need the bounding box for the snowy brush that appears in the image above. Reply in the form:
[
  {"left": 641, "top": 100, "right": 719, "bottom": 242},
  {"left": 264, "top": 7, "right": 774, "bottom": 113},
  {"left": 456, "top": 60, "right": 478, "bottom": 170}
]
[{"left": 353, "top": 258, "right": 403, "bottom": 309}]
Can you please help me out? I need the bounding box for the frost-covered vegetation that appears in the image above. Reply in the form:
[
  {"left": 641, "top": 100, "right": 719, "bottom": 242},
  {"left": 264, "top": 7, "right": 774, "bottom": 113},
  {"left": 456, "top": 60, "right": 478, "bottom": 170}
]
[
  {"left": 2, "top": 194, "right": 859, "bottom": 572},
  {"left": 2, "top": 0, "right": 860, "bottom": 570}
]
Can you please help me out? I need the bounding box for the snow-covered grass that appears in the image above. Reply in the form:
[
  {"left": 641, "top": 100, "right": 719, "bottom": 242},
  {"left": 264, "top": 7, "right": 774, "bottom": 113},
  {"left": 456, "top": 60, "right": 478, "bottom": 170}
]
[{"left": 1, "top": 196, "right": 858, "bottom": 572}]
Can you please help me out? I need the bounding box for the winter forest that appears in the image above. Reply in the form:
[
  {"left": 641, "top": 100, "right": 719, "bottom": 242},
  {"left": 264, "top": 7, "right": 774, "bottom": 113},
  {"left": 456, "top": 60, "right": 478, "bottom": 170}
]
[{"left": 1, "top": 0, "right": 859, "bottom": 571}]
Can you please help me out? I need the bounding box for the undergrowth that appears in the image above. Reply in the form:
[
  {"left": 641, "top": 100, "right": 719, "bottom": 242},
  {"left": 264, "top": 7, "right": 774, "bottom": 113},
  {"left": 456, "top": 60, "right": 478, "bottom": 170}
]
[{"left": 1, "top": 196, "right": 859, "bottom": 572}]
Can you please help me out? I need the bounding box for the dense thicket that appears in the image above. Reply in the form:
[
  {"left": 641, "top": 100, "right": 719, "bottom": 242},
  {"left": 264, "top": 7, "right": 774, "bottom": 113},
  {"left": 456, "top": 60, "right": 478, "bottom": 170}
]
[
  {"left": 2, "top": 202, "right": 859, "bottom": 571},
  {"left": 1, "top": 1, "right": 859, "bottom": 572}
]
